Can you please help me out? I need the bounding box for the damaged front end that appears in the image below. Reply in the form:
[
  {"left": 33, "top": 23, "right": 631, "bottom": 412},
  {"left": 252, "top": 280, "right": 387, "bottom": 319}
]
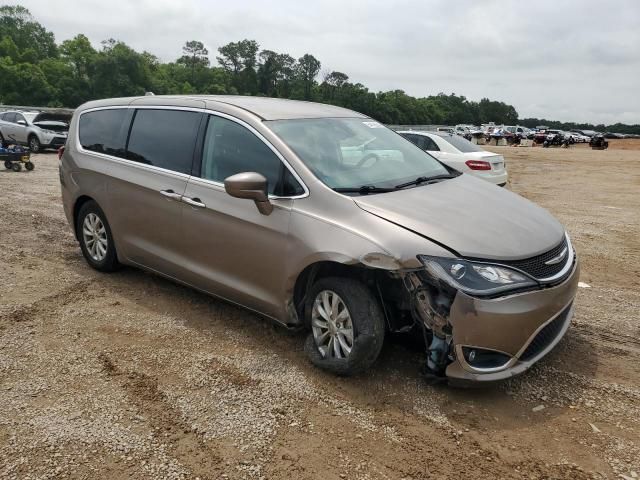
[
  {"left": 403, "top": 270, "right": 456, "bottom": 378},
  {"left": 377, "top": 238, "right": 579, "bottom": 384}
]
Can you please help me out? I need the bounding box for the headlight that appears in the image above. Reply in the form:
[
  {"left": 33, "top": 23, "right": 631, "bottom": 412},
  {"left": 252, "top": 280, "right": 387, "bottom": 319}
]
[{"left": 418, "top": 255, "right": 537, "bottom": 296}]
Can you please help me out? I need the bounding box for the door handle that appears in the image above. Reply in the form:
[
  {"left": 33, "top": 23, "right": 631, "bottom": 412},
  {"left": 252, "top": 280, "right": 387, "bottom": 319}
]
[
  {"left": 182, "top": 196, "right": 206, "bottom": 208},
  {"left": 160, "top": 189, "right": 182, "bottom": 200}
]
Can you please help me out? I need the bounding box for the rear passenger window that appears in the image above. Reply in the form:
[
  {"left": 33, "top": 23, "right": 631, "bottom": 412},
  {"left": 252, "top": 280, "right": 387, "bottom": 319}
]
[
  {"left": 126, "top": 109, "right": 201, "bottom": 174},
  {"left": 79, "top": 109, "right": 128, "bottom": 157},
  {"left": 201, "top": 115, "right": 301, "bottom": 196},
  {"left": 424, "top": 137, "right": 440, "bottom": 151}
]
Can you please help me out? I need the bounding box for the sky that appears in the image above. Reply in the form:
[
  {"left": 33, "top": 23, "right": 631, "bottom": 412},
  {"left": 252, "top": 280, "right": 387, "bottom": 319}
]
[{"left": 19, "top": 0, "right": 640, "bottom": 124}]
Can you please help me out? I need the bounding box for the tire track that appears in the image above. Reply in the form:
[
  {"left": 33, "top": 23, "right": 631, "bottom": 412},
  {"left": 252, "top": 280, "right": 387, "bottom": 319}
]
[
  {"left": 0, "top": 279, "right": 94, "bottom": 325},
  {"left": 97, "top": 353, "right": 227, "bottom": 479}
]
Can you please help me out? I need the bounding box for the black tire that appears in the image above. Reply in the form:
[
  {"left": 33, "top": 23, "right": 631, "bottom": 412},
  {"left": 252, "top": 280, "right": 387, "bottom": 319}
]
[
  {"left": 28, "top": 135, "right": 41, "bottom": 153},
  {"left": 76, "top": 200, "right": 120, "bottom": 272},
  {"left": 4, "top": 160, "right": 11, "bottom": 170},
  {"left": 25, "top": 161, "right": 34, "bottom": 171},
  {"left": 304, "top": 277, "right": 385, "bottom": 376},
  {"left": 11, "top": 162, "right": 21, "bottom": 172},
  {"left": 0, "top": 132, "right": 6, "bottom": 148}
]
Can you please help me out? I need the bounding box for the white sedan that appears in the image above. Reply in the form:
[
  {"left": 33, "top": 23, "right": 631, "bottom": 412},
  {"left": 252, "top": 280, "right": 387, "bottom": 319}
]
[
  {"left": 398, "top": 130, "right": 508, "bottom": 186},
  {"left": 568, "top": 132, "right": 590, "bottom": 143}
]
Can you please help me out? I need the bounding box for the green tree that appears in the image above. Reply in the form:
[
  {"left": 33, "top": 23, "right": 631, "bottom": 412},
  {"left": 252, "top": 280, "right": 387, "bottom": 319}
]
[
  {"left": 0, "top": 35, "right": 19, "bottom": 61},
  {"left": 91, "top": 40, "right": 151, "bottom": 98},
  {"left": 295, "top": 54, "right": 320, "bottom": 100},
  {"left": 177, "top": 40, "right": 209, "bottom": 84},
  {"left": 0, "top": 5, "right": 57, "bottom": 61},
  {"left": 217, "top": 39, "right": 259, "bottom": 94},
  {"left": 320, "top": 71, "right": 348, "bottom": 102}
]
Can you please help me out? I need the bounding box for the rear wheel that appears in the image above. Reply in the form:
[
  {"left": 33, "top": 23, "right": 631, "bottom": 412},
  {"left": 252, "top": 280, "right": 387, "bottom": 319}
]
[
  {"left": 4, "top": 160, "right": 11, "bottom": 169},
  {"left": 76, "top": 201, "right": 120, "bottom": 272},
  {"left": 304, "top": 277, "right": 385, "bottom": 376},
  {"left": 28, "top": 135, "right": 41, "bottom": 153},
  {"left": 11, "top": 162, "right": 21, "bottom": 172}
]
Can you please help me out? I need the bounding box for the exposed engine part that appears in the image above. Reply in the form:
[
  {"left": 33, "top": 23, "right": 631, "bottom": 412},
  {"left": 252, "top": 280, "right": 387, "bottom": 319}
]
[
  {"left": 404, "top": 272, "right": 456, "bottom": 374},
  {"left": 404, "top": 273, "right": 453, "bottom": 337},
  {"left": 427, "top": 335, "right": 449, "bottom": 372}
]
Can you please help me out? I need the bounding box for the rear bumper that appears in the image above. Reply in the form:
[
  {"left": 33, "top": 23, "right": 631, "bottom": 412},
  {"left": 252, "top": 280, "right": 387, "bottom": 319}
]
[
  {"left": 475, "top": 170, "right": 508, "bottom": 186},
  {"left": 444, "top": 259, "right": 580, "bottom": 383}
]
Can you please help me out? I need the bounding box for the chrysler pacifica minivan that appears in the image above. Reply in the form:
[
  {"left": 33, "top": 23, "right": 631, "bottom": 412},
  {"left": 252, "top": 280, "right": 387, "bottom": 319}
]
[{"left": 60, "top": 95, "right": 579, "bottom": 383}]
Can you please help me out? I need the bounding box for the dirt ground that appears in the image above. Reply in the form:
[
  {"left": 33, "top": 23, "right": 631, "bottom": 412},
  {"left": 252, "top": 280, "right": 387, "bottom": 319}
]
[{"left": 1, "top": 140, "right": 639, "bottom": 480}]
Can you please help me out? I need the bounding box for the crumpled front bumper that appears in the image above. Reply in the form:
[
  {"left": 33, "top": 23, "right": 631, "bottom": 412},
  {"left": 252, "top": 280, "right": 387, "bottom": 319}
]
[{"left": 444, "top": 259, "right": 580, "bottom": 383}]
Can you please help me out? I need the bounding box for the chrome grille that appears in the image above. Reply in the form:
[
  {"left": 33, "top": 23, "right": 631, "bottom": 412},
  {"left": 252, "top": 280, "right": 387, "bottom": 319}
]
[{"left": 501, "top": 237, "right": 569, "bottom": 280}]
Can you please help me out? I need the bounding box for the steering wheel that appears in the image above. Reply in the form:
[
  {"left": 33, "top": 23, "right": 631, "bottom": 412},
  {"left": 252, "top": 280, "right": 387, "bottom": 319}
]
[{"left": 356, "top": 154, "right": 379, "bottom": 168}]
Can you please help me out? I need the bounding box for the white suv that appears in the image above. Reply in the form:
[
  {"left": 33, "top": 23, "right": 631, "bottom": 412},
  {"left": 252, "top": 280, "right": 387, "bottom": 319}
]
[{"left": 0, "top": 111, "right": 69, "bottom": 152}]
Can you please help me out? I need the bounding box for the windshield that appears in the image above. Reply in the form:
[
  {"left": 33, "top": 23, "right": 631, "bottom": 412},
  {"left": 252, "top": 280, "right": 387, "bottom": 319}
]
[
  {"left": 267, "top": 118, "right": 449, "bottom": 190},
  {"left": 23, "top": 112, "right": 38, "bottom": 123},
  {"left": 438, "top": 134, "right": 484, "bottom": 153}
]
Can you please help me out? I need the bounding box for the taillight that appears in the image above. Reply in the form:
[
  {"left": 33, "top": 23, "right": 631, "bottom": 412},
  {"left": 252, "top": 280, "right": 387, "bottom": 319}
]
[
  {"left": 465, "top": 160, "right": 491, "bottom": 171},
  {"left": 58, "top": 146, "right": 65, "bottom": 160}
]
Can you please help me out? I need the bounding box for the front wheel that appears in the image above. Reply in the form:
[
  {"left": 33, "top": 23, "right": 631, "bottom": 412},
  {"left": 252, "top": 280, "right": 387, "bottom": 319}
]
[
  {"left": 11, "top": 162, "right": 21, "bottom": 172},
  {"left": 25, "top": 161, "right": 34, "bottom": 171},
  {"left": 304, "top": 277, "right": 385, "bottom": 376},
  {"left": 28, "top": 135, "right": 41, "bottom": 153},
  {"left": 76, "top": 201, "right": 120, "bottom": 272}
]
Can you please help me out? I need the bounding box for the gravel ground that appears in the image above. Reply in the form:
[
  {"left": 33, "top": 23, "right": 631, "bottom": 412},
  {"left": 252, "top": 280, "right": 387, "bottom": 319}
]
[{"left": 0, "top": 141, "right": 639, "bottom": 479}]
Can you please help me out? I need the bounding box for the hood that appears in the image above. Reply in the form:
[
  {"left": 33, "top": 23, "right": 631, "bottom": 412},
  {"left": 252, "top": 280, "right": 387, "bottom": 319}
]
[
  {"left": 32, "top": 111, "right": 72, "bottom": 123},
  {"left": 33, "top": 120, "right": 69, "bottom": 132},
  {"left": 354, "top": 175, "right": 564, "bottom": 261}
]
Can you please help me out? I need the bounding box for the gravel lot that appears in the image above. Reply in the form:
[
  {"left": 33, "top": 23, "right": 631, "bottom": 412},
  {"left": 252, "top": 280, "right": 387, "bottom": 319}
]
[{"left": 1, "top": 141, "right": 639, "bottom": 479}]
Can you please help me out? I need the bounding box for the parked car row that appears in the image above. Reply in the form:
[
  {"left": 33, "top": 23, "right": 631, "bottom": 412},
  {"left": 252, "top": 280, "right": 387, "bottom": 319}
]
[
  {"left": 435, "top": 123, "right": 636, "bottom": 144},
  {"left": 60, "top": 95, "right": 578, "bottom": 385}
]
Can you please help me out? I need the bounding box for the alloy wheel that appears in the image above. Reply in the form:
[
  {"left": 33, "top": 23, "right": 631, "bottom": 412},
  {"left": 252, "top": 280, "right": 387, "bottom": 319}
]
[
  {"left": 82, "top": 213, "right": 108, "bottom": 262},
  {"left": 29, "top": 137, "right": 40, "bottom": 152},
  {"left": 311, "top": 290, "right": 354, "bottom": 359}
]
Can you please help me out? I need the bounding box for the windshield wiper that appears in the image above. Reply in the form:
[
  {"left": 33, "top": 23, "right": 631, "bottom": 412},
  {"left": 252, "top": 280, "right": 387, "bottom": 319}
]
[
  {"left": 333, "top": 185, "right": 395, "bottom": 195},
  {"left": 394, "top": 173, "right": 459, "bottom": 189}
]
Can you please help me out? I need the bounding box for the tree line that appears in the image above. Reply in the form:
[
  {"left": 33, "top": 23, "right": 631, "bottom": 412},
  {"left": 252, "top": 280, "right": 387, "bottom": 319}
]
[{"left": 1, "top": 5, "right": 638, "bottom": 133}]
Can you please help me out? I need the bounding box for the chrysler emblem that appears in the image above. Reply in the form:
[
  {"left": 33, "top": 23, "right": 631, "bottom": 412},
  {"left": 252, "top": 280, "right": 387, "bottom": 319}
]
[{"left": 545, "top": 247, "right": 568, "bottom": 265}]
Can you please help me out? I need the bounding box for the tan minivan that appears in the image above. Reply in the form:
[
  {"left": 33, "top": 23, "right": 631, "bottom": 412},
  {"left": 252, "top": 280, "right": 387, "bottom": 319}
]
[{"left": 60, "top": 95, "right": 579, "bottom": 383}]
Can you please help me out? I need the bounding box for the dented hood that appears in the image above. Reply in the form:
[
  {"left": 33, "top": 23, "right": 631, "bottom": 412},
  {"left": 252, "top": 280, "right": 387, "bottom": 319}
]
[{"left": 354, "top": 174, "right": 565, "bottom": 261}]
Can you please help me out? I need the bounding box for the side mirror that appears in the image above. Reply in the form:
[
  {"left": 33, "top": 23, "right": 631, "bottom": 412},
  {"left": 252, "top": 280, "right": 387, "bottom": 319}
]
[
  {"left": 17, "top": 120, "right": 27, "bottom": 126},
  {"left": 224, "top": 172, "right": 273, "bottom": 215}
]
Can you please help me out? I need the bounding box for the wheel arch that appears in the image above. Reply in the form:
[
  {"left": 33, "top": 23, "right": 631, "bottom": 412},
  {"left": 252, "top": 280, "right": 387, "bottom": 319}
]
[
  {"left": 292, "top": 259, "right": 377, "bottom": 328},
  {"left": 72, "top": 195, "right": 96, "bottom": 240}
]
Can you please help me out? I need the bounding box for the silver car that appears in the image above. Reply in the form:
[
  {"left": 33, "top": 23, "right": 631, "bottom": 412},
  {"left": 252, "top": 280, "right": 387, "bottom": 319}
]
[{"left": 0, "top": 111, "right": 68, "bottom": 152}]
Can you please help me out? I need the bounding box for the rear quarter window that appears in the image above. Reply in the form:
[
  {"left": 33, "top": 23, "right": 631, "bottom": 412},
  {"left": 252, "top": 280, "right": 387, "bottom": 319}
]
[
  {"left": 441, "top": 134, "right": 483, "bottom": 153},
  {"left": 79, "top": 109, "right": 129, "bottom": 157},
  {"left": 126, "top": 109, "right": 201, "bottom": 175}
]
